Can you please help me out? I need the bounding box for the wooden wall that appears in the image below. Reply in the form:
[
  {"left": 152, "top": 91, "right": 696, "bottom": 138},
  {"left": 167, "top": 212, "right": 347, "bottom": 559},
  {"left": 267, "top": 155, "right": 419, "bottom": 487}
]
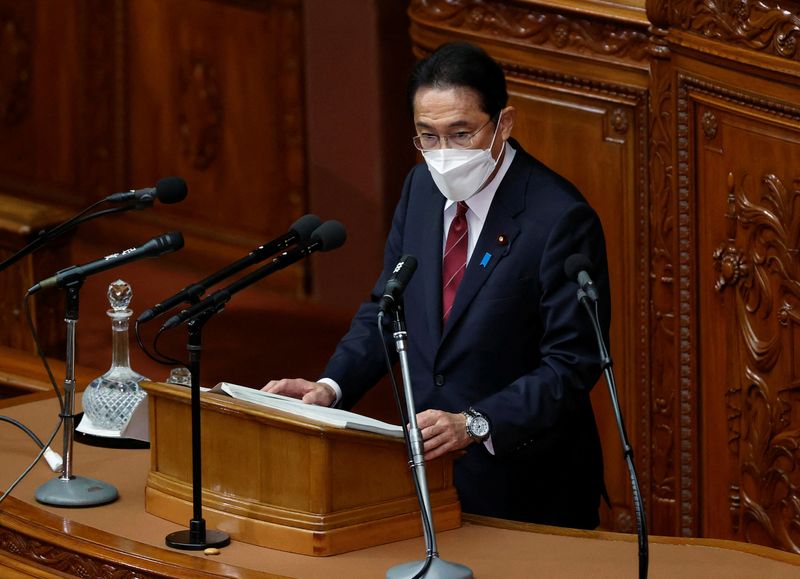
[
  {"left": 0, "top": 0, "right": 309, "bottom": 291},
  {"left": 0, "top": 0, "right": 413, "bottom": 389},
  {"left": 409, "top": 0, "right": 800, "bottom": 554},
  {"left": 0, "top": 0, "right": 413, "bottom": 304}
]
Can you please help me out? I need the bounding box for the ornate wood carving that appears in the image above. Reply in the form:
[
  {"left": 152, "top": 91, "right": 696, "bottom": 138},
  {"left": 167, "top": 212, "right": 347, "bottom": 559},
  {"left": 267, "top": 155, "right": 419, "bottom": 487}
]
[
  {"left": 671, "top": 0, "right": 800, "bottom": 60},
  {"left": 702, "top": 110, "right": 718, "bottom": 139},
  {"left": 0, "top": 528, "right": 151, "bottom": 578},
  {"left": 408, "top": 0, "right": 651, "bottom": 64},
  {"left": 178, "top": 56, "right": 223, "bottom": 170},
  {"left": 716, "top": 169, "right": 800, "bottom": 553},
  {"left": 675, "top": 74, "right": 702, "bottom": 537},
  {"left": 649, "top": 55, "right": 681, "bottom": 534},
  {"left": 0, "top": 4, "right": 32, "bottom": 127},
  {"left": 611, "top": 107, "right": 629, "bottom": 134}
]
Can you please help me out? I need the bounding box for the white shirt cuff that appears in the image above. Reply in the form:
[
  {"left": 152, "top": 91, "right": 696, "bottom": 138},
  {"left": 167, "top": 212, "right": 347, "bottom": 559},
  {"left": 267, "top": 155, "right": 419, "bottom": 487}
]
[
  {"left": 317, "top": 377, "right": 342, "bottom": 407},
  {"left": 483, "top": 436, "right": 495, "bottom": 455}
]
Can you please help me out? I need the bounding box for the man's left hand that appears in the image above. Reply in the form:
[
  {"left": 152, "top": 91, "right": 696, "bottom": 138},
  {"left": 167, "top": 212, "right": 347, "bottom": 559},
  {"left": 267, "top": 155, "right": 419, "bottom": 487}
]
[{"left": 415, "top": 409, "right": 473, "bottom": 461}]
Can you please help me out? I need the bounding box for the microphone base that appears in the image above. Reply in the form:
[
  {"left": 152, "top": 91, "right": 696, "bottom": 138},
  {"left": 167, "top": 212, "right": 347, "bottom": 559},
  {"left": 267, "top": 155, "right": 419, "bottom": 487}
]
[
  {"left": 166, "top": 529, "right": 230, "bottom": 551},
  {"left": 386, "top": 557, "right": 473, "bottom": 579},
  {"left": 34, "top": 475, "right": 118, "bottom": 507}
]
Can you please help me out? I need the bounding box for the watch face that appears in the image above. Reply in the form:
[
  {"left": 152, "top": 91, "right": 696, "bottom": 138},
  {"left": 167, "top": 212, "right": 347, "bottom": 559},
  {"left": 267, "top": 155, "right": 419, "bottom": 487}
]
[{"left": 469, "top": 415, "right": 490, "bottom": 439}]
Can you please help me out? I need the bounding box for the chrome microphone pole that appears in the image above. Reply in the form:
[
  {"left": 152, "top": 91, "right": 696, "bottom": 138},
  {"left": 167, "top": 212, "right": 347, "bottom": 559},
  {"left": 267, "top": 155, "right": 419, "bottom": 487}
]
[
  {"left": 34, "top": 281, "right": 118, "bottom": 507},
  {"left": 386, "top": 306, "right": 472, "bottom": 579}
]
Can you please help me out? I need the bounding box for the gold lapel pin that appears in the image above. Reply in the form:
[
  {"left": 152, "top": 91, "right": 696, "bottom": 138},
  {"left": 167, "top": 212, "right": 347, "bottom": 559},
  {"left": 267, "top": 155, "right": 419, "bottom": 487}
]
[{"left": 497, "top": 234, "right": 508, "bottom": 246}]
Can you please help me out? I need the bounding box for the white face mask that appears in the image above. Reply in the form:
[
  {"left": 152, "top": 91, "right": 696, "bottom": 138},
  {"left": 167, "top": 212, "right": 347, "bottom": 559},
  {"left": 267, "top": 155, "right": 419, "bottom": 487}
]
[{"left": 422, "top": 114, "right": 504, "bottom": 202}]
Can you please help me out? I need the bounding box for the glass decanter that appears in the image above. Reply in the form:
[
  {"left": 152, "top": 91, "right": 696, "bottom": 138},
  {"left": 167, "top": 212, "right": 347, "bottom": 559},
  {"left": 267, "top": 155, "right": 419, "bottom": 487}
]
[{"left": 82, "top": 279, "right": 149, "bottom": 431}]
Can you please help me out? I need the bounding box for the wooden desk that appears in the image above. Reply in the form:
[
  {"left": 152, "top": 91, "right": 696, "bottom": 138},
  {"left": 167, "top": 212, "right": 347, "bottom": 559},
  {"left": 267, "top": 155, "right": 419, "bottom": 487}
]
[{"left": 1, "top": 393, "right": 799, "bottom": 578}]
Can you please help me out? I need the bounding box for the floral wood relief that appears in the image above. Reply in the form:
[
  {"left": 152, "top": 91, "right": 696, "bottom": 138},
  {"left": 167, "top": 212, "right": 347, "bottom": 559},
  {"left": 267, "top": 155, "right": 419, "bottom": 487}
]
[
  {"left": 715, "top": 171, "right": 800, "bottom": 552},
  {"left": 0, "top": 8, "right": 31, "bottom": 127},
  {"left": 649, "top": 57, "right": 679, "bottom": 527},
  {"left": 178, "top": 56, "right": 223, "bottom": 171},
  {"left": 408, "top": 0, "right": 651, "bottom": 62},
  {"left": 673, "top": 0, "right": 800, "bottom": 60}
]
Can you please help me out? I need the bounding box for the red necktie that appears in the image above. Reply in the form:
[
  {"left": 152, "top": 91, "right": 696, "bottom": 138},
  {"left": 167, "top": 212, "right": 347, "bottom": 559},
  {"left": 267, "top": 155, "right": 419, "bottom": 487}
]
[{"left": 442, "top": 201, "right": 469, "bottom": 324}]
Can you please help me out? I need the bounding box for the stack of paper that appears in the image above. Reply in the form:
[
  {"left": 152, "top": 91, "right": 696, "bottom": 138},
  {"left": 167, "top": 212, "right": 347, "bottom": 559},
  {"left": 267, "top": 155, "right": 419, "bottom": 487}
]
[{"left": 216, "top": 382, "right": 404, "bottom": 439}]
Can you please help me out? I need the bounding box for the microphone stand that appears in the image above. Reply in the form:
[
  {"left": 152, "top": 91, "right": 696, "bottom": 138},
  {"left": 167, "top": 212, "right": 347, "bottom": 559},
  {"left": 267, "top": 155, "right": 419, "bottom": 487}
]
[
  {"left": 35, "top": 280, "right": 119, "bottom": 506},
  {"left": 0, "top": 204, "right": 133, "bottom": 274},
  {"left": 577, "top": 288, "right": 648, "bottom": 579},
  {"left": 165, "top": 307, "right": 230, "bottom": 550},
  {"left": 162, "top": 222, "right": 344, "bottom": 549},
  {"left": 386, "top": 306, "right": 472, "bottom": 579}
]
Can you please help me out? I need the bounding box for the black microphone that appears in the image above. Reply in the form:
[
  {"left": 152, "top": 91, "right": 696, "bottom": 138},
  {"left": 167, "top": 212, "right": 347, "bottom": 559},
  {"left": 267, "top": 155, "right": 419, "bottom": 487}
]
[
  {"left": 137, "top": 214, "right": 322, "bottom": 323},
  {"left": 378, "top": 255, "right": 418, "bottom": 314},
  {"left": 161, "top": 220, "right": 346, "bottom": 330},
  {"left": 28, "top": 232, "right": 184, "bottom": 294},
  {"left": 564, "top": 253, "right": 599, "bottom": 302},
  {"left": 105, "top": 176, "right": 188, "bottom": 209}
]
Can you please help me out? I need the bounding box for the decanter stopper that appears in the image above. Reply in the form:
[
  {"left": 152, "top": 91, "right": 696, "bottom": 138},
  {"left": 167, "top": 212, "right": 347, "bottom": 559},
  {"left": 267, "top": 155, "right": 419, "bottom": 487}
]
[
  {"left": 82, "top": 279, "right": 149, "bottom": 432},
  {"left": 108, "top": 279, "right": 132, "bottom": 316}
]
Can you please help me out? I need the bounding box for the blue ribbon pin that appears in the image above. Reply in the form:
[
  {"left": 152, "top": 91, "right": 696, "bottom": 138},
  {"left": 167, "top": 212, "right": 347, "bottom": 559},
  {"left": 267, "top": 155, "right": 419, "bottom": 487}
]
[{"left": 480, "top": 252, "right": 492, "bottom": 268}]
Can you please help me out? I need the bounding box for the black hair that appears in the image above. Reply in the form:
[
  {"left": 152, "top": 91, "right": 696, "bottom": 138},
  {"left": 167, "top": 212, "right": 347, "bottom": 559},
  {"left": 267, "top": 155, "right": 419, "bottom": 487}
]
[{"left": 407, "top": 42, "right": 508, "bottom": 118}]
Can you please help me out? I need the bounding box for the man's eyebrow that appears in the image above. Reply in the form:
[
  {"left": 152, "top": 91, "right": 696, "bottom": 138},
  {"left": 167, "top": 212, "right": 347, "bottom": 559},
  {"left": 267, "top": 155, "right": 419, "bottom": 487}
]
[{"left": 415, "top": 120, "right": 472, "bottom": 131}]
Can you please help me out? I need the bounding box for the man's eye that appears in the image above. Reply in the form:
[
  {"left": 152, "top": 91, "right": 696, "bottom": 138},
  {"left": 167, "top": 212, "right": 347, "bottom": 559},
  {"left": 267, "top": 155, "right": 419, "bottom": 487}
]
[{"left": 453, "top": 132, "right": 471, "bottom": 139}]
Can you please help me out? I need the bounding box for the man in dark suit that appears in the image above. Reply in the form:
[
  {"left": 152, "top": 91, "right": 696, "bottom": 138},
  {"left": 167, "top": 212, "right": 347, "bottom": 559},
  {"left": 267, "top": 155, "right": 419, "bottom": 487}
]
[{"left": 265, "top": 42, "right": 610, "bottom": 529}]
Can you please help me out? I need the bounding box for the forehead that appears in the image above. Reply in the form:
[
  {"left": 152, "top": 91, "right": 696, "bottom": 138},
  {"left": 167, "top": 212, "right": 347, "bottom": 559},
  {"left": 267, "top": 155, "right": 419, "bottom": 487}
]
[{"left": 412, "top": 86, "right": 485, "bottom": 124}]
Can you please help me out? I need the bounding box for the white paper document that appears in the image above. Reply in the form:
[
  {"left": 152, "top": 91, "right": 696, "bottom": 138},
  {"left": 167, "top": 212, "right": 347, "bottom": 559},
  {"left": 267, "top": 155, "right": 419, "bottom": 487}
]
[
  {"left": 75, "top": 395, "right": 150, "bottom": 442},
  {"left": 216, "top": 382, "right": 404, "bottom": 439}
]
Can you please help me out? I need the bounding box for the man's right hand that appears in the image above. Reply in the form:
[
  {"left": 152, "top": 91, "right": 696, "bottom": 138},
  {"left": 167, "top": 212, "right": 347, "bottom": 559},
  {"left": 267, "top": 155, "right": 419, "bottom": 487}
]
[{"left": 261, "top": 378, "right": 336, "bottom": 407}]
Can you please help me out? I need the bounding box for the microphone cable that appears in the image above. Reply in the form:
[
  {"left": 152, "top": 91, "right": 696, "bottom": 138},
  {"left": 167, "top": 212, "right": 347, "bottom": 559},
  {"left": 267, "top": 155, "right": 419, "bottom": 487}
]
[
  {"left": 135, "top": 317, "right": 186, "bottom": 368},
  {"left": 0, "top": 292, "right": 67, "bottom": 505},
  {"left": 582, "top": 292, "right": 648, "bottom": 579}
]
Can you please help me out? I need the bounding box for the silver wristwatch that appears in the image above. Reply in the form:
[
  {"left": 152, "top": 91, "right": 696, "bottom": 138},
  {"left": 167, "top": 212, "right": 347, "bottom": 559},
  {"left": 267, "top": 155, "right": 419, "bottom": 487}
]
[{"left": 463, "top": 408, "right": 490, "bottom": 442}]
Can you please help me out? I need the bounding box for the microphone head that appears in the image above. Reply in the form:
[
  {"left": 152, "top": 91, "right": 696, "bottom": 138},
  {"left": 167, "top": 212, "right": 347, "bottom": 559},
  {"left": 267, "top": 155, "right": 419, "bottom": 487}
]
[
  {"left": 154, "top": 231, "right": 185, "bottom": 255},
  {"left": 155, "top": 177, "right": 188, "bottom": 204},
  {"left": 564, "top": 253, "right": 593, "bottom": 282},
  {"left": 289, "top": 214, "right": 323, "bottom": 244},
  {"left": 392, "top": 255, "right": 418, "bottom": 283},
  {"left": 311, "top": 220, "right": 347, "bottom": 251}
]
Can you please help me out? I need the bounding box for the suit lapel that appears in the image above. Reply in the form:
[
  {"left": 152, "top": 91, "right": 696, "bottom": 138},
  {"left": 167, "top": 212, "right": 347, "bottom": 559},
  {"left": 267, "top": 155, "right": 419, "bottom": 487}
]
[
  {"left": 441, "top": 150, "right": 528, "bottom": 342},
  {"left": 417, "top": 186, "right": 445, "bottom": 344}
]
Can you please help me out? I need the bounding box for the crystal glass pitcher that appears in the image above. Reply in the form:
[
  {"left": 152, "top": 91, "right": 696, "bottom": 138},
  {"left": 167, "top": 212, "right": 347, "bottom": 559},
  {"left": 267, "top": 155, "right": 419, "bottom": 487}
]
[{"left": 82, "top": 279, "right": 148, "bottom": 431}]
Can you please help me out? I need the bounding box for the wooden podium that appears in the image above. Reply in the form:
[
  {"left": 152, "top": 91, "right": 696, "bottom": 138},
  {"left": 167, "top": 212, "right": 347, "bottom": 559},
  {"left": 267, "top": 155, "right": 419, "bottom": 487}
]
[{"left": 143, "top": 381, "right": 462, "bottom": 556}]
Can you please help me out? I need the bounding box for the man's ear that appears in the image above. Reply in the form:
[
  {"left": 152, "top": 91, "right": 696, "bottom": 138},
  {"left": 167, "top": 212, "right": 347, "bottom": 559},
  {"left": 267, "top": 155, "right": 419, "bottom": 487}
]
[{"left": 500, "top": 106, "right": 516, "bottom": 140}]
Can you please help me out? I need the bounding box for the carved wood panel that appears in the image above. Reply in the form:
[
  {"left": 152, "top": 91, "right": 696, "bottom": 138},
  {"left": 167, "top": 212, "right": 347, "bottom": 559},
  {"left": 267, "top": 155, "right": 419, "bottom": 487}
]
[
  {"left": 667, "top": 0, "right": 800, "bottom": 62},
  {"left": 647, "top": 43, "right": 684, "bottom": 537},
  {"left": 691, "top": 80, "right": 800, "bottom": 552}
]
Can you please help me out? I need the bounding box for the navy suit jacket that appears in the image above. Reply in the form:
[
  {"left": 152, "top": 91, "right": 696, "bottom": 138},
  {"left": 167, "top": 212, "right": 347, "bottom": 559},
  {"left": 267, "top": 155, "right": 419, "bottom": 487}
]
[{"left": 324, "top": 141, "right": 610, "bottom": 528}]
